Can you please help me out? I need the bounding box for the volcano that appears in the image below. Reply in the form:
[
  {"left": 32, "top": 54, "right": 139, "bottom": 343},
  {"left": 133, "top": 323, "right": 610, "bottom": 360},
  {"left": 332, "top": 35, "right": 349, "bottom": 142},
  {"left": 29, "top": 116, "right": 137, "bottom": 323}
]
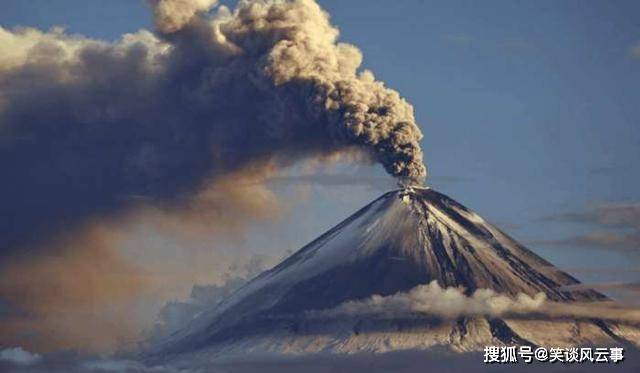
[{"left": 151, "top": 188, "right": 640, "bottom": 362}]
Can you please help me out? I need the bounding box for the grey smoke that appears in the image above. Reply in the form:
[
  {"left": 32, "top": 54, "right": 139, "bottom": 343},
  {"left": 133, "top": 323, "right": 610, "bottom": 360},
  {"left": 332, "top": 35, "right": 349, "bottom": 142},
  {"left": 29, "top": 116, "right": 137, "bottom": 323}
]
[{"left": 0, "top": 0, "right": 426, "bottom": 256}]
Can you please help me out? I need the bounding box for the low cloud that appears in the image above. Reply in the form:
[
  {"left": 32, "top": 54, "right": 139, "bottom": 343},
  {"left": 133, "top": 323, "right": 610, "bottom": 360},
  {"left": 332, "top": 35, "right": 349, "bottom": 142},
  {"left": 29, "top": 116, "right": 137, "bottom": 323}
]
[
  {"left": 310, "top": 281, "right": 640, "bottom": 323},
  {"left": 539, "top": 203, "right": 640, "bottom": 252},
  {"left": 0, "top": 347, "right": 41, "bottom": 366},
  {"left": 207, "top": 350, "right": 640, "bottom": 373},
  {"left": 562, "top": 267, "right": 640, "bottom": 276},
  {"left": 563, "top": 281, "right": 640, "bottom": 294},
  {"left": 543, "top": 203, "right": 640, "bottom": 229},
  {"left": 538, "top": 232, "right": 640, "bottom": 252},
  {"left": 147, "top": 254, "right": 272, "bottom": 342},
  {"left": 80, "top": 359, "right": 179, "bottom": 373},
  {"left": 0, "top": 352, "right": 179, "bottom": 372},
  {"left": 4, "top": 349, "right": 640, "bottom": 373},
  {"left": 310, "top": 281, "right": 546, "bottom": 319},
  {"left": 562, "top": 282, "right": 640, "bottom": 306}
]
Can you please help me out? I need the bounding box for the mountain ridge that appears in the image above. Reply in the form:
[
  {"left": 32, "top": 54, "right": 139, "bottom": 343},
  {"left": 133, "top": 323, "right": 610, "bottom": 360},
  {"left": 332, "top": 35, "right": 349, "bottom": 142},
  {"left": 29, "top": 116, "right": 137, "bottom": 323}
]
[{"left": 149, "top": 187, "right": 639, "bottom": 363}]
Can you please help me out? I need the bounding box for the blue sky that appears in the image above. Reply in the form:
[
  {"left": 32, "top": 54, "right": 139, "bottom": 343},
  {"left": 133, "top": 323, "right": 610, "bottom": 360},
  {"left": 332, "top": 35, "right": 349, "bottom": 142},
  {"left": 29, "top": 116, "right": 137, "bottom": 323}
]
[{"left": 2, "top": 0, "right": 639, "bottom": 286}]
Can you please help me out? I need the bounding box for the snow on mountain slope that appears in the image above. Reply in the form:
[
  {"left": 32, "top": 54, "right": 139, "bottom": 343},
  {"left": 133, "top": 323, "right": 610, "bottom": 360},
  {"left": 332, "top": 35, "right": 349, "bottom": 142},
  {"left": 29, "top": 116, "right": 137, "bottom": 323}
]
[{"left": 149, "top": 187, "right": 639, "bottom": 362}]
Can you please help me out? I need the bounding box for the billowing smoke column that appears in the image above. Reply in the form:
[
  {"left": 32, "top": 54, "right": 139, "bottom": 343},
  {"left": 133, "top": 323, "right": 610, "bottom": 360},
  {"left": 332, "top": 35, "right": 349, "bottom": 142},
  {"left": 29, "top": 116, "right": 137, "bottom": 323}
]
[
  {"left": 0, "top": 0, "right": 426, "bottom": 255},
  {"left": 151, "top": 0, "right": 427, "bottom": 182}
]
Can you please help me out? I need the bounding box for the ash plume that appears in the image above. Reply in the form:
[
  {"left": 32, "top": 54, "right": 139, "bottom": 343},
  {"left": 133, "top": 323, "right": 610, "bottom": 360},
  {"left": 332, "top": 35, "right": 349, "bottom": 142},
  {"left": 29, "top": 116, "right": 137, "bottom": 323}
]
[
  {"left": 150, "top": 0, "right": 219, "bottom": 33},
  {"left": 0, "top": 0, "right": 426, "bottom": 353},
  {"left": 0, "top": 0, "right": 426, "bottom": 256}
]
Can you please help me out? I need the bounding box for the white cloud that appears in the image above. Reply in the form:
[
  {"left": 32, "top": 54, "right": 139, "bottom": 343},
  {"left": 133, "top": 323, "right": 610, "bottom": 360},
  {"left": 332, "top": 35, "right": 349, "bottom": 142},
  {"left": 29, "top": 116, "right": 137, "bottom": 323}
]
[
  {"left": 310, "top": 281, "right": 546, "bottom": 319},
  {"left": 0, "top": 347, "right": 41, "bottom": 366},
  {"left": 310, "top": 281, "right": 640, "bottom": 323}
]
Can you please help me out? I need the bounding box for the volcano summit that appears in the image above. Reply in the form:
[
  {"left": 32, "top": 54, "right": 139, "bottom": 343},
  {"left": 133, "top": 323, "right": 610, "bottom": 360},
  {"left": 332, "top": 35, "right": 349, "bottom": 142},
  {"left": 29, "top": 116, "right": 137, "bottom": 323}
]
[{"left": 151, "top": 188, "right": 640, "bottom": 363}]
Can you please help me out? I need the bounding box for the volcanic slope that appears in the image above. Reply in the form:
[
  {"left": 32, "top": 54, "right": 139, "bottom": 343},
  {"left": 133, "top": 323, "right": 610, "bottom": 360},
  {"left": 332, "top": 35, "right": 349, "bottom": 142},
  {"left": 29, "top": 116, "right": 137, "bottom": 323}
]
[{"left": 153, "top": 188, "right": 640, "bottom": 361}]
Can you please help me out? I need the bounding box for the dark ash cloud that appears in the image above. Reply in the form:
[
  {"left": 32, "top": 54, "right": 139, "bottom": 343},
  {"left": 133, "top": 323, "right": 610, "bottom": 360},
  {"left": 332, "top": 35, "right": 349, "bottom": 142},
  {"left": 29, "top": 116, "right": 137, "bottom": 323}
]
[
  {"left": 0, "top": 0, "right": 427, "bottom": 352},
  {"left": 0, "top": 0, "right": 427, "bottom": 258}
]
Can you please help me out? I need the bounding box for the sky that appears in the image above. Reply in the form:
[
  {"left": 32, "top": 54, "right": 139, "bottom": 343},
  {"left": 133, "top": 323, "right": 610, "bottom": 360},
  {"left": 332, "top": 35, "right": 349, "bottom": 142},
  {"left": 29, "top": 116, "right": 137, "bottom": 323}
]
[{"left": 1, "top": 0, "right": 639, "bottom": 356}]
